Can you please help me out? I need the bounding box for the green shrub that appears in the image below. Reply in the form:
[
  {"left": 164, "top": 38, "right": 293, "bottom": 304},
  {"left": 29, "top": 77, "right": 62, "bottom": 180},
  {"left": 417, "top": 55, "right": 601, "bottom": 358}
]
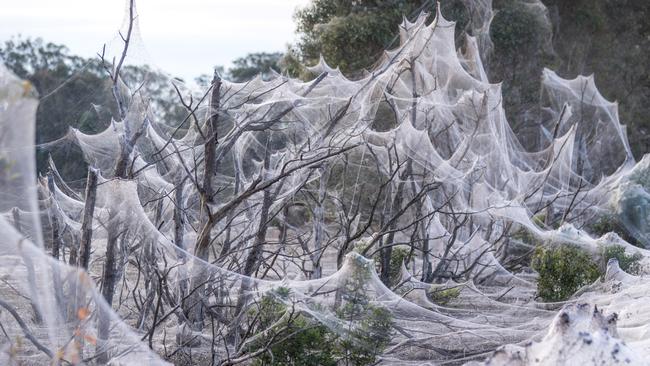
[
  {"left": 427, "top": 287, "right": 461, "bottom": 305},
  {"left": 336, "top": 303, "right": 393, "bottom": 366},
  {"left": 601, "top": 245, "right": 643, "bottom": 275},
  {"left": 504, "top": 227, "right": 542, "bottom": 271},
  {"left": 531, "top": 245, "right": 601, "bottom": 302},
  {"left": 336, "top": 254, "right": 394, "bottom": 365},
  {"left": 248, "top": 288, "right": 336, "bottom": 366},
  {"left": 249, "top": 279, "right": 393, "bottom": 366}
]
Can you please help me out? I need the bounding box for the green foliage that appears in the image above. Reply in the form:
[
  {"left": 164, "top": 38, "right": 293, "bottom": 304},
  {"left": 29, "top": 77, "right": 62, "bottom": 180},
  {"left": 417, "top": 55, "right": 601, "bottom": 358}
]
[
  {"left": 0, "top": 37, "right": 187, "bottom": 180},
  {"left": 542, "top": 0, "right": 650, "bottom": 157},
  {"left": 336, "top": 304, "right": 393, "bottom": 366},
  {"left": 374, "top": 246, "right": 411, "bottom": 286},
  {"left": 248, "top": 282, "right": 393, "bottom": 366},
  {"left": 490, "top": 4, "right": 542, "bottom": 55},
  {"left": 545, "top": 0, "right": 606, "bottom": 32},
  {"left": 248, "top": 288, "right": 336, "bottom": 366},
  {"left": 531, "top": 245, "right": 601, "bottom": 302},
  {"left": 387, "top": 247, "right": 410, "bottom": 286},
  {"left": 293, "top": 0, "right": 434, "bottom": 76},
  {"left": 336, "top": 257, "right": 393, "bottom": 365},
  {"left": 120, "top": 64, "right": 188, "bottom": 126},
  {"left": 511, "top": 227, "right": 541, "bottom": 246},
  {"left": 0, "top": 37, "right": 113, "bottom": 180},
  {"left": 530, "top": 241, "right": 643, "bottom": 302},
  {"left": 589, "top": 215, "right": 641, "bottom": 247},
  {"left": 532, "top": 213, "right": 546, "bottom": 227},
  {"left": 427, "top": 286, "right": 461, "bottom": 305},
  {"left": 352, "top": 237, "right": 374, "bottom": 255},
  {"left": 601, "top": 245, "right": 643, "bottom": 275},
  {"left": 227, "top": 52, "right": 283, "bottom": 82}
]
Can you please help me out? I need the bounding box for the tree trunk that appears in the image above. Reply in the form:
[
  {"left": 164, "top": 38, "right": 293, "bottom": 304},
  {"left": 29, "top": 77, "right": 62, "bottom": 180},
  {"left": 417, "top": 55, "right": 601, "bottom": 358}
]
[
  {"left": 46, "top": 172, "right": 62, "bottom": 260},
  {"left": 186, "top": 73, "right": 221, "bottom": 331},
  {"left": 380, "top": 161, "right": 411, "bottom": 285},
  {"left": 97, "top": 222, "right": 120, "bottom": 363},
  {"left": 312, "top": 166, "right": 329, "bottom": 279},
  {"left": 76, "top": 168, "right": 98, "bottom": 268}
]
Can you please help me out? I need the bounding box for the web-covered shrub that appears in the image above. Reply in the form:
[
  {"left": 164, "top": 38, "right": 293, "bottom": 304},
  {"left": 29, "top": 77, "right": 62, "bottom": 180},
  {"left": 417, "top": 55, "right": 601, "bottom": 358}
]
[
  {"left": 601, "top": 245, "right": 643, "bottom": 275},
  {"left": 247, "top": 283, "right": 393, "bottom": 366},
  {"left": 247, "top": 288, "right": 336, "bottom": 366},
  {"left": 531, "top": 245, "right": 601, "bottom": 302}
]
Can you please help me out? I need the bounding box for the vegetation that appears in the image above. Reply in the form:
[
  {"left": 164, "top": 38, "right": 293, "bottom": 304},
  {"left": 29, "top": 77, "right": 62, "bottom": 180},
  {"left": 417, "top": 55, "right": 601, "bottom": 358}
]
[
  {"left": 289, "top": 0, "right": 650, "bottom": 158},
  {"left": 290, "top": 0, "right": 433, "bottom": 77},
  {"left": 247, "top": 288, "right": 336, "bottom": 366},
  {"left": 385, "top": 247, "right": 411, "bottom": 287},
  {"left": 427, "top": 286, "right": 461, "bottom": 305},
  {"left": 0, "top": 38, "right": 113, "bottom": 180},
  {"left": 2, "top": 1, "right": 649, "bottom": 363},
  {"left": 531, "top": 243, "right": 644, "bottom": 301},
  {"left": 590, "top": 214, "right": 641, "bottom": 247},
  {"left": 336, "top": 257, "right": 393, "bottom": 365},
  {"left": 226, "top": 52, "right": 283, "bottom": 82},
  {"left": 601, "top": 245, "right": 643, "bottom": 275},
  {"left": 0, "top": 37, "right": 187, "bottom": 180},
  {"left": 531, "top": 245, "right": 601, "bottom": 302},
  {"left": 0, "top": 40, "right": 282, "bottom": 180},
  {"left": 490, "top": 3, "right": 544, "bottom": 56},
  {"left": 5, "top": 1, "right": 648, "bottom": 179},
  {"left": 248, "top": 284, "right": 393, "bottom": 366}
]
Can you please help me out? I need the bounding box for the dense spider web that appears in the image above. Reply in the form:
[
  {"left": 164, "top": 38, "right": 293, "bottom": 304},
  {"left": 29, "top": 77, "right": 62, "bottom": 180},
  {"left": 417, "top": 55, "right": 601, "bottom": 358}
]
[{"left": 1, "top": 2, "right": 650, "bottom": 365}]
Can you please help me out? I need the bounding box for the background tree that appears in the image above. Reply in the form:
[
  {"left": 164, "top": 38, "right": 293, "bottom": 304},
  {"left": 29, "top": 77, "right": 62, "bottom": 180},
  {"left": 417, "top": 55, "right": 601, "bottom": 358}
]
[
  {"left": 289, "top": 0, "right": 650, "bottom": 158},
  {"left": 0, "top": 37, "right": 113, "bottom": 180},
  {"left": 0, "top": 38, "right": 191, "bottom": 181},
  {"left": 226, "top": 52, "right": 283, "bottom": 82},
  {"left": 291, "top": 0, "right": 436, "bottom": 77}
]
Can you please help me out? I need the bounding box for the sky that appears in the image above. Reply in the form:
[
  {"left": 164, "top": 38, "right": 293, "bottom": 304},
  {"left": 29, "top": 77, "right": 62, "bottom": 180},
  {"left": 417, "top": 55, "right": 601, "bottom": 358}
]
[{"left": 0, "top": 0, "right": 310, "bottom": 81}]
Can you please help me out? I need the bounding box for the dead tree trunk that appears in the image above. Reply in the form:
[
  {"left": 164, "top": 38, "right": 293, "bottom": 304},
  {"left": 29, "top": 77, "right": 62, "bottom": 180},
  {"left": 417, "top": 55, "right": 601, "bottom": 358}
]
[
  {"left": 97, "top": 223, "right": 121, "bottom": 363},
  {"left": 76, "top": 168, "right": 98, "bottom": 269},
  {"left": 186, "top": 73, "right": 221, "bottom": 331},
  {"left": 11, "top": 207, "right": 21, "bottom": 232},
  {"left": 218, "top": 164, "right": 241, "bottom": 261},
  {"left": 311, "top": 166, "right": 329, "bottom": 279},
  {"left": 380, "top": 161, "right": 411, "bottom": 285},
  {"left": 174, "top": 176, "right": 186, "bottom": 254},
  {"left": 46, "top": 172, "right": 62, "bottom": 260}
]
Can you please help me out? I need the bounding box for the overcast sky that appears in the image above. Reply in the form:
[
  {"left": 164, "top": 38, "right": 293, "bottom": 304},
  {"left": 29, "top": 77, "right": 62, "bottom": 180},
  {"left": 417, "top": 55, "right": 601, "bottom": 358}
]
[{"left": 0, "top": 0, "right": 309, "bottom": 81}]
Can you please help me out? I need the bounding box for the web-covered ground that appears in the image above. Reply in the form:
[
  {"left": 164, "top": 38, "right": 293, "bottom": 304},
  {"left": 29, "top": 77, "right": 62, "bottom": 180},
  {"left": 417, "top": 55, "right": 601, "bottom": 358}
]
[{"left": 1, "top": 2, "right": 650, "bottom": 365}]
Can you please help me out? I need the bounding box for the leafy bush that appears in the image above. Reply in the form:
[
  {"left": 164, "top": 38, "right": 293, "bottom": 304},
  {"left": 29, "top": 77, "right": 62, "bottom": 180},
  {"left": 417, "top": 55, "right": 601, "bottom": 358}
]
[
  {"left": 530, "top": 242, "right": 643, "bottom": 302},
  {"left": 336, "top": 303, "right": 393, "bottom": 365},
  {"left": 249, "top": 281, "right": 393, "bottom": 366},
  {"left": 248, "top": 288, "right": 336, "bottom": 366},
  {"left": 531, "top": 245, "right": 601, "bottom": 302},
  {"left": 336, "top": 254, "right": 394, "bottom": 365},
  {"left": 601, "top": 245, "right": 643, "bottom": 275}
]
